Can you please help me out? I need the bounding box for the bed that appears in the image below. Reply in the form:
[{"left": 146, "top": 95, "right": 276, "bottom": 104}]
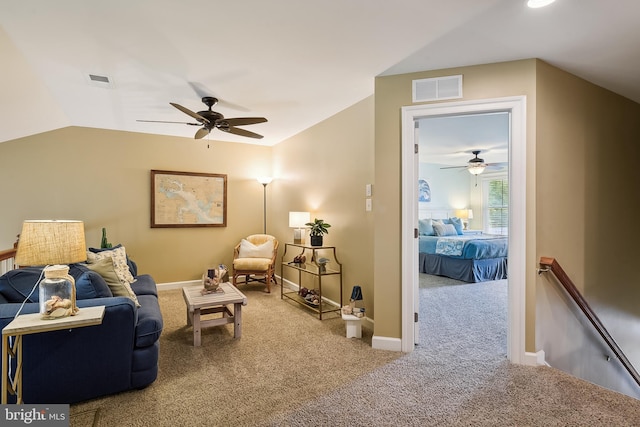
[{"left": 419, "top": 233, "right": 508, "bottom": 283}]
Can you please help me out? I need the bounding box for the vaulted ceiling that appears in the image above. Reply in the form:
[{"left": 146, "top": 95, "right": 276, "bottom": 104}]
[{"left": 1, "top": 0, "right": 639, "bottom": 146}]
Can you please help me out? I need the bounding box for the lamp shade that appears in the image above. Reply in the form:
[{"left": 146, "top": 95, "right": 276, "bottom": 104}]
[
  {"left": 350, "top": 285, "right": 363, "bottom": 301},
  {"left": 15, "top": 220, "right": 87, "bottom": 266},
  {"left": 289, "top": 211, "right": 311, "bottom": 228},
  {"left": 257, "top": 176, "right": 273, "bottom": 185}
]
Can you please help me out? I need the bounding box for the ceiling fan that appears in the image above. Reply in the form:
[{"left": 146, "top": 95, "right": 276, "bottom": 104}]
[
  {"left": 138, "top": 96, "right": 267, "bottom": 139},
  {"left": 440, "top": 150, "right": 506, "bottom": 175}
]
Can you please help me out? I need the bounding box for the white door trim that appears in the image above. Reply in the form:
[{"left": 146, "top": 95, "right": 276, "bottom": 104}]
[{"left": 400, "top": 96, "right": 527, "bottom": 364}]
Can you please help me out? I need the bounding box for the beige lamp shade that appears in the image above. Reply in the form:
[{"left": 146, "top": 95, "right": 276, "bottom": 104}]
[{"left": 15, "top": 220, "right": 87, "bottom": 266}]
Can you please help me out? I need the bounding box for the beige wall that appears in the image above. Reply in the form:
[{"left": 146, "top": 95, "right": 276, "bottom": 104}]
[
  {"left": 0, "top": 127, "right": 272, "bottom": 283},
  {"left": 535, "top": 61, "right": 640, "bottom": 396},
  {"left": 0, "top": 97, "right": 376, "bottom": 316},
  {"left": 271, "top": 97, "right": 376, "bottom": 317},
  {"left": 374, "top": 60, "right": 538, "bottom": 343}
]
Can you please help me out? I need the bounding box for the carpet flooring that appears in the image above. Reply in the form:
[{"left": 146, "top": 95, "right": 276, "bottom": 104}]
[{"left": 69, "top": 277, "right": 640, "bottom": 426}]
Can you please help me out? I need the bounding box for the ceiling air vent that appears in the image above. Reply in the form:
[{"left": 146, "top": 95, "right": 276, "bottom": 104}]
[
  {"left": 85, "top": 73, "right": 115, "bottom": 88},
  {"left": 412, "top": 75, "right": 462, "bottom": 102}
]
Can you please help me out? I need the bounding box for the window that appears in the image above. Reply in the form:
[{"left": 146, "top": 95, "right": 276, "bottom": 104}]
[{"left": 483, "top": 176, "right": 508, "bottom": 235}]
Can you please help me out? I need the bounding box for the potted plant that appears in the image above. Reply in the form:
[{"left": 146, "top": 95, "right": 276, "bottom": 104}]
[{"left": 305, "top": 218, "right": 331, "bottom": 246}]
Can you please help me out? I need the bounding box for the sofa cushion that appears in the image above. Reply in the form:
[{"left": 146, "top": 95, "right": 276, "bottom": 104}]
[
  {"left": 75, "top": 270, "right": 113, "bottom": 300},
  {"left": 87, "top": 258, "right": 140, "bottom": 307},
  {"left": 0, "top": 267, "right": 42, "bottom": 303},
  {"left": 130, "top": 275, "right": 158, "bottom": 297},
  {"left": 134, "top": 294, "right": 163, "bottom": 347}
]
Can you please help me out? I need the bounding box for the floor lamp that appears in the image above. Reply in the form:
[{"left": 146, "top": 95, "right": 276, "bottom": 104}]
[{"left": 257, "top": 177, "right": 272, "bottom": 234}]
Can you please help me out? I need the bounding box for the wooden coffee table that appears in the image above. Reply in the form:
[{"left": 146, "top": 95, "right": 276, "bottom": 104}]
[{"left": 182, "top": 282, "right": 247, "bottom": 346}]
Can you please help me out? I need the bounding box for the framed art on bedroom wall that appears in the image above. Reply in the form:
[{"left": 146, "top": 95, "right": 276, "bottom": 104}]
[{"left": 150, "top": 169, "right": 227, "bottom": 228}]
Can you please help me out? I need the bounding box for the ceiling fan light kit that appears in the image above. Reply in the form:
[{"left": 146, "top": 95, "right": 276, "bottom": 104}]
[
  {"left": 468, "top": 164, "right": 486, "bottom": 175},
  {"left": 138, "top": 96, "right": 267, "bottom": 140}
]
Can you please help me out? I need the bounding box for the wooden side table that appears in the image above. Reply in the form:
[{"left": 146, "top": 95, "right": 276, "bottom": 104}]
[
  {"left": 1, "top": 305, "right": 105, "bottom": 404},
  {"left": 182, "top": 282, "right": 248, "bottom": 346}
]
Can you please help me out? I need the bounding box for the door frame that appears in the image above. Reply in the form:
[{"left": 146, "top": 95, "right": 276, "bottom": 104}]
[{"left": 400, "top": 96, "right": 527, "bottom": 364}]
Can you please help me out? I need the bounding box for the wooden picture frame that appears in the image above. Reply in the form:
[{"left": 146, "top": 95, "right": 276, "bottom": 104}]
[{"left": 151, "top": 170, "right": 227, "bottom": 228}]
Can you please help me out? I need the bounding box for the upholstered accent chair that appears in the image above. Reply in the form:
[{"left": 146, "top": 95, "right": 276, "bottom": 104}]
[{"left": 232, "top": 234, "right": 279, "bottom": 293}]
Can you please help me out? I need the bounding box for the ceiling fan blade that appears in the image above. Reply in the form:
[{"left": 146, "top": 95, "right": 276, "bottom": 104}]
[
  {"left": 194, "top": 128, "right": 211, "bottom": 139},
  {"left": 439, "top": 165, "right": 467, "bottom": 170},
  {"left": 170, "top": 102, "right": 210, "bottom": 124},
  {"left": 223, "top": 117, "right": 268, "bottom": 126},
  {"left": 219, "top": 126, "right": 264, "bottom": 139},
  {"left": 137, "top": 119, "right": 201, "bottom": 126}
]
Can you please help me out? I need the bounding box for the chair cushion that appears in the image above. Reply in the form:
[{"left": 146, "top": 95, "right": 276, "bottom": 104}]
[{"left": 233, "top": 257, "right": 272, "bottom": 270}]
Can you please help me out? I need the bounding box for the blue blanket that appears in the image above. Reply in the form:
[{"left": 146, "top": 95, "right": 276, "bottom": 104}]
[{"left": 420, "top": 234, "right": 508, "bottom": 260}]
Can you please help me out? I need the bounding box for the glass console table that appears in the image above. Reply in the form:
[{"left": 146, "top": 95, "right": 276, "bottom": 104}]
[{"left": 280, "top": 243, "right": 342, "bottom": 320}]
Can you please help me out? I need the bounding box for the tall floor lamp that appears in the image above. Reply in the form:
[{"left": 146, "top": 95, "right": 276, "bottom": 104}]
[{"left": 257, "top": 177, "right": 273, "bottom": 234}]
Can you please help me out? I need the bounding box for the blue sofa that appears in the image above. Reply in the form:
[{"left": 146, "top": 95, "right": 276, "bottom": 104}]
[{"left": 0, "top": 261, "right": 163, "bottom": 404}]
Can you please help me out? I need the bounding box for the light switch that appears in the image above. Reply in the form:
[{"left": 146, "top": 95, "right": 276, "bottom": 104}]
[
  {"left": 365, "top": 198, "right": 372, "bottom": 211},
  {"left": 365, "top": 184, "right": 372, "bottom": 197}
]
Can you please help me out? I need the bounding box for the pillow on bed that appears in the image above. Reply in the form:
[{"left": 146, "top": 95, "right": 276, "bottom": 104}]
[
  {"left": 418, "top": 219, "right": 435, "bottom": 236},
  {"left": 448, "top": 217, "right": 464, "bottom": 235},
  {"left": 433, "top": 222, "right": 458, "bottom": 236}
]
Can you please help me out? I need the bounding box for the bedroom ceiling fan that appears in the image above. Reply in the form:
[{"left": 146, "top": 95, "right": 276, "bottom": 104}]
[
  {"left": 440, "top": 150, "right": 506, "bottom": 175},
  {"left": 138, "top": 96, "right": 267, "bottom": 140}
]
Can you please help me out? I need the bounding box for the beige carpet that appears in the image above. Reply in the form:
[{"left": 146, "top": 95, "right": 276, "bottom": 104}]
[
  {"left": 69, "top": 279, "right": 640, "bottom": 426},
  {"left": 69, "top": 282, "right": 399, "bottom": 426}
]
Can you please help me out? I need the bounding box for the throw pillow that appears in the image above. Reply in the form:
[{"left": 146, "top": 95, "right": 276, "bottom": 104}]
[
  {"left": 87, "top": 257, "right": 140, "bottom": 307},
  {"left": 448, "top": 217, "right": 464, "bottom": 235},
  {"left": 433, "top": 222, "right": 458, "bottom": 236},
  {"left": 418, "top": 219, "right": 435, "bottom": 236},
  {"left": 238, "top": 239, "right": 274, "bottom": 258},
  {"left": 88, "top": 244, "right": 137, "bottom": 276},
  {"left": 86, "top": 246, "right": 135, "bottom": 285}
]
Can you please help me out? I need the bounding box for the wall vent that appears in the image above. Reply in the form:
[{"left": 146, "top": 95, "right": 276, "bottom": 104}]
[{"left": 412, "top": 75, "right": 462, "bottom": 102}]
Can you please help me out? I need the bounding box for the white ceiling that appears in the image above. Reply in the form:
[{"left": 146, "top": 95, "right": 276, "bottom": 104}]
[{"left": 1, "top": 0, "right": 639, "bottom": 147}]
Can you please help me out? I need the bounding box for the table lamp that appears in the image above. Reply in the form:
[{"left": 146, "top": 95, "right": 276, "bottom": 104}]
[
  {"left": 15, "top": 220, "right": 87, "bottom": 319},
  {"left": 349, "top": 285, "right": 363, "bottom": 316},
  {"left": 289, "top": 211, "right": 310, "bottom": 244}
]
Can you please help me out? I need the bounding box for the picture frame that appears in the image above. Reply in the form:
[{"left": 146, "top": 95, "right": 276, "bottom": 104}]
[{"left": 151, "top": 170, "right": 227, "bottom": 228}]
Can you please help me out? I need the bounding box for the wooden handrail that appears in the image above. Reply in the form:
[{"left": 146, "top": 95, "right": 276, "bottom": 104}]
[
  {"left": 0, "top": 247, "right": 17, "bottom": 263},
  {"left": 539, "top": 257, "right": 640, "bottom": 388}
]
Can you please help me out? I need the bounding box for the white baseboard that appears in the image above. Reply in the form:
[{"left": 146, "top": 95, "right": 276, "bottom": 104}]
[
  {"left": 524, "top": 350, "right": 549, "bottom": 366},
  {"left": 157, "top": 279, "right": 199, "bottom": 291},
  {"left": 372, "top": 336, "right": 402, "bottom": 352}
]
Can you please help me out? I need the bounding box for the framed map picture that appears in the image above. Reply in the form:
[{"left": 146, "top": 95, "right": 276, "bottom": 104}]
[{"left": 151, "top": 170, "right": 227, "bottom": 228}]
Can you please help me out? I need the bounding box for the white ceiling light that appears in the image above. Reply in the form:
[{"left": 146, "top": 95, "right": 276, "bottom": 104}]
[
  {"left": 527, "top": 0, "right": 556, "bottom": 8},
  {"left": 468, "top": 164, "right": 486, "bottom": 175}
]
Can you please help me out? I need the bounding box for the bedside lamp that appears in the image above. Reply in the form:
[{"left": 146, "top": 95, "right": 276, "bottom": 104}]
[
  {"left": 289, "top": 211, "right": 310, "bottom": 244},
  {"left": 15, "top": 220, "right": 87, "bottom": 319},
  {"left": 455, "top": 209, "right": 474, "bottom": 230}
]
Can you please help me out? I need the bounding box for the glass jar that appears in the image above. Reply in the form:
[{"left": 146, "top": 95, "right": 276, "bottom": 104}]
[{"left": 39, "top": 265, "right": 77, "bottom": 320}]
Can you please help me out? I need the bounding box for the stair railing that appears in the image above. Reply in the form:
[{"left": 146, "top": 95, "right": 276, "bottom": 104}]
[
  {"left": 0, "top": 238, "right": 19, "bottom": 275},
  {"left": 538, "top": 256, "right": 640, "bottom": 387}
]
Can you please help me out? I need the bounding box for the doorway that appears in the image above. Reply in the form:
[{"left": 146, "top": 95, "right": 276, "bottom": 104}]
[{"left": 400, "top": 97, "right": 527, "bottom": 363}]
